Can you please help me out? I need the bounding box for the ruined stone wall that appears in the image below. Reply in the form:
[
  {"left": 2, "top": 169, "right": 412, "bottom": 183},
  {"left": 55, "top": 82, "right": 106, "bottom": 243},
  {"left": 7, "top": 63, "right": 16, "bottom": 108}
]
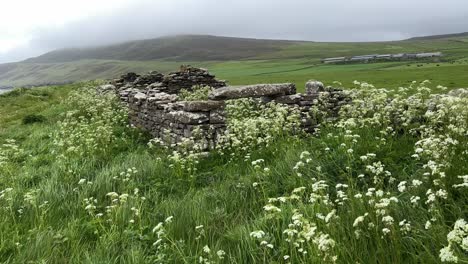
[
  {"left": 111, "top": 65, "right": 226, "bottom": 95},
  {"left": 104, "top": 66, "right": 350, "bottom": 149}
]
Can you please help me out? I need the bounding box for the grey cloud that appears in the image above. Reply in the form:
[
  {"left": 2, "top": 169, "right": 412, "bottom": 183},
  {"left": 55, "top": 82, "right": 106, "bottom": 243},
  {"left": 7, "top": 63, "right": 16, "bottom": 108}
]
[{"left": 1, "top": 0, "right": 468, "bottom": 63}]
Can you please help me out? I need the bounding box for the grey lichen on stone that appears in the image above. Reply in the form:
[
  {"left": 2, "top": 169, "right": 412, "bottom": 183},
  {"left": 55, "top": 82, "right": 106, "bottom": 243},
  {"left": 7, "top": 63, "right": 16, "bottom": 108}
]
[
  {"left": 168, "top": 111, "right": 210, "bottom": 124},
  {"left": 305, "top": 80, "right": 324, "bottom": 94},
  {"left": 274, "top": 94, "right": 303, "bottom": 104},
  {"left": 134, "top": 92, "right": 147, "bottom": 100},
  {"left": 209, "top": 110, "right": 226, "bottom": 124},
  {"left": 148, "top": 93, "right": 178, "bottom": 102},
  {"left": 176, "top": 101, "right": 225, "bottom": 112},
  {"left": 208, "top": 83, "right": 296, "bottom": 100}
]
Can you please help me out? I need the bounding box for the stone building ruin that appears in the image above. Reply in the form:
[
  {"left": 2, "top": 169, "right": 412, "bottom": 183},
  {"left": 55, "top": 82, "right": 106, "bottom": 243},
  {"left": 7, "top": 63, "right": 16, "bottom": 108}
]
[{"left": 104, "top": 66, "right": 350, "bottom": 149}]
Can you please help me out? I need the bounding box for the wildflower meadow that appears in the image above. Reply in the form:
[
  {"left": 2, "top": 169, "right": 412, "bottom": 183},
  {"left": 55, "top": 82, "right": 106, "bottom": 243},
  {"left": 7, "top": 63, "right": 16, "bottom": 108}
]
[{"left": 0, "top": 81, "right": 466, "bottom": 263}]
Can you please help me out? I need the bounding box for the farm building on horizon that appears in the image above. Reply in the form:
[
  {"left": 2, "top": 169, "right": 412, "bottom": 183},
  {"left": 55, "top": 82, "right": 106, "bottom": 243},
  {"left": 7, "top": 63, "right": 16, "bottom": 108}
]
[
  {"left": 322, "top": 57, "right": 346, "bottom": 63},
  {"left": 416, "top": 52, "right": 442, "bottom": 58},
  {"left": 322, "top": 52, "right": 442, "bottom": 64}
]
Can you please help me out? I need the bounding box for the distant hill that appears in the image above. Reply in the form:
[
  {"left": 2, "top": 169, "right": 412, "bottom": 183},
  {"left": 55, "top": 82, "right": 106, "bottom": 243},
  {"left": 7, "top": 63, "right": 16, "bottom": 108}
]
[
  {"left": 407, "top": 32, "right": 468, "bottom": 41},
  {"left": 25, "top": 35, "right": 299, "bottom": 63},
  {"left": 2, "top": 33, "right": 468, "bottom": 89}
]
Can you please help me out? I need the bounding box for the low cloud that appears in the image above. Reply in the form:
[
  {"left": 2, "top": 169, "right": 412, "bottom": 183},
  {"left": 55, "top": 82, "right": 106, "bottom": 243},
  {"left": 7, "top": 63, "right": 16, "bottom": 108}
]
[{"left": 1, "top": 0, "right": 467, "bottom": 63}]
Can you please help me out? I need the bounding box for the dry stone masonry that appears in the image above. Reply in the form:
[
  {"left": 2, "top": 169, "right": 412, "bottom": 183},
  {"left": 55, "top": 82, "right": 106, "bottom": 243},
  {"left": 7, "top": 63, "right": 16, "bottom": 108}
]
[
  {"left": 103, "top": 66, "right": 350, "bottom": 149},
  {"left": 112, "top": 66, "right": 226, "bottom": 97}
]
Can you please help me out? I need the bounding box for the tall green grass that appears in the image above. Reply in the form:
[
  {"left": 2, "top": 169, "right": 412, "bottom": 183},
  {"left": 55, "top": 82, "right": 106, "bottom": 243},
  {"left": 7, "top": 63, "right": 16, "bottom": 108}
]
[{"left": 0, "top": 82, "right": 466, "bottom": 263}]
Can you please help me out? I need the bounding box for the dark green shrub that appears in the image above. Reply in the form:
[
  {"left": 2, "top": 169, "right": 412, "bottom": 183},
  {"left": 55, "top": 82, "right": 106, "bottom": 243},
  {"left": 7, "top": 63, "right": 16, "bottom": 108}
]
[{"left": 22, "top": 114, "right": 46, "bottom": 124}]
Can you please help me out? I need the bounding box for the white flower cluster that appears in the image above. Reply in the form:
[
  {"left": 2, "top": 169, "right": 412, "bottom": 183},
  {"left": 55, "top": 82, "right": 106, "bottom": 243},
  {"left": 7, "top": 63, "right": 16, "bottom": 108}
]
[
  {"left": 0, "top": 139, "right": 25, "bottom": 170},
  {"left": 151, "top": 216, "right": 174, "bottom": 262},
  {"left": 440, "top": 219, "right": 468, "bottom": 263},
  {"left": 216, "top": 98, "right": 301, "bottom": 158},
  {"left": 149, "top": 126, "right": 212, "bottom": 176},
  {"left": 52, "top": 87, "right": 127, "bottom": 162},
  {"left": 246, "top": 82, "right": 467, "bottom": 262},
  {"left": 179, "top": 85, "right": 213, "bottom": 101}
]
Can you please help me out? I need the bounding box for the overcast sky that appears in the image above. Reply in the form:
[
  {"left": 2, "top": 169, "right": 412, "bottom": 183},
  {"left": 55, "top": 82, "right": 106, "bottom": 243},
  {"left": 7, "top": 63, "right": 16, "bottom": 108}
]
[{"left": 1, "top": 0, "right": 467, "bottom": 63}]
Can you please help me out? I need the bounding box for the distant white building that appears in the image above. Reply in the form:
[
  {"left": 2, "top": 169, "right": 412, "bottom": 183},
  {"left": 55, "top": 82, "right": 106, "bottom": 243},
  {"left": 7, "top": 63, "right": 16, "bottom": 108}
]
[
  {"left": 392, "top": 53, "right": 405, "bottom": 59},
  {"left": 322, "top": 57, "right": 346, "bottom": 63},
  {"left": 416, "top": 52, "right": 442, "bottom": 58},
  {"left": 376, "top": 54, "right": 391, "bottom": 59},
  {"left": 350, "top": 57, "right": 366, "bottom": 61},
  {"left": 320, "top": 51, "right": 442, "bottom": 64},
  {"left": 350, "top": 54, "right": 378, "bottom": 61}
]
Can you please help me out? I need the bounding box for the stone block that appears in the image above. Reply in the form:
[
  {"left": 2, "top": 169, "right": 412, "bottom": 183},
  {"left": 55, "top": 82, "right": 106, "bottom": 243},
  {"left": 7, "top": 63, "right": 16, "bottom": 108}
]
[
  {"left": 210, "top": 110, "right": 226, "bottom": 124},
  {"left": 147, "top": 92, "right": 178, "bottom": 102},
  {"left": 133, "top": 92, "right": 147, "bottom": 101},
  {"left": 168, "top": 111, "right": 210, "bottom": 124},
  {"left": 209, "top": 83, "right": 296, "bottom": 100},
  {"left": 176, "top": 101, "right": 225, "bottom": 112},
  {"left": 274, "top": 94, "right": 302, "bottom": 104},
  {"left": 305, "top": 80, "right": 324, "bottom": 94}
]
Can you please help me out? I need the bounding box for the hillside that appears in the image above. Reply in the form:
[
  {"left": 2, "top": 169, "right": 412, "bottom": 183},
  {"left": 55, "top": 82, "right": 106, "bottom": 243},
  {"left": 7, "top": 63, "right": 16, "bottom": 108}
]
[
  {"left": 407, "top": 32, "right": 468, "bottom": 41},
  {"left": 25, "top": 35, "right": 298, "bottom": 63},
  {"left": 1, "top": 34, "right": 468, "bottom": 90}
]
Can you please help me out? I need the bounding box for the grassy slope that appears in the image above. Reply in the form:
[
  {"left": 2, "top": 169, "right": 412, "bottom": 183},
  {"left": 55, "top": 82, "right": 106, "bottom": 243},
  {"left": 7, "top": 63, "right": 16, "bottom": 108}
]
[
  {"left": 0, "top": 60, "right": 187, "bottom": 88},
  {"left": 211, "top": 37, "right": 468, "bottom": 89},
  {"left": 210, "top": 59, "right": 468, "bottom": 90},
  {"left": 0, "top": 83, "right": 466, "bottom": 263},
  {"left": 1, "top": 35, "right": 468, "bottom": 89}
]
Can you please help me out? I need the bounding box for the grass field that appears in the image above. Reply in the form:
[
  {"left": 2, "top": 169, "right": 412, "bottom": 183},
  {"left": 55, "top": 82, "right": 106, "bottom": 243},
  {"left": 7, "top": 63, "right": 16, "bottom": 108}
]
[
  {"left": 210, "top": 59, "right": 468, "bottom": 90},
  {"left": 0, "top": 80, "right": 467, "bottom": 263},
  {"left": 1, "top": 35, "right": 468, "bottom": 90}
]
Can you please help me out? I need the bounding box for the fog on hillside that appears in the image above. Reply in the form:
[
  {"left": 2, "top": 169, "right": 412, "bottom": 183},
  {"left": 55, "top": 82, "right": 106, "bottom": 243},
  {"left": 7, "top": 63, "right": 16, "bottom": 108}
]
[{"left": 1, "top": 0, "right": 467, "bottom": 63}]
